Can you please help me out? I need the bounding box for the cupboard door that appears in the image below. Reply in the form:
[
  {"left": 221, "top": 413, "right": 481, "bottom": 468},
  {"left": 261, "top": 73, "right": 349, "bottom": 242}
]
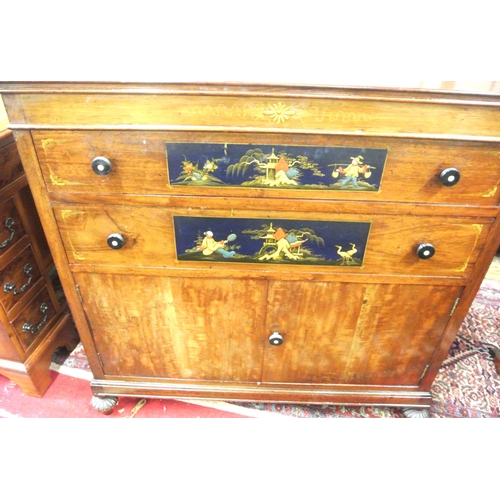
[
  {"left": 262, "top": 281, "right": 462, "bottom": 386},
  {"left": 74, "top": 273, "right": 268, "bottom": 382}
]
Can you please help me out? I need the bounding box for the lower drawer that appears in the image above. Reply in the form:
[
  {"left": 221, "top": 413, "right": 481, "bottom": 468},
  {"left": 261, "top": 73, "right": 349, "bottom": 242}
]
[{"left": 54, "top": 204, "right": 493, "bottom": 278}]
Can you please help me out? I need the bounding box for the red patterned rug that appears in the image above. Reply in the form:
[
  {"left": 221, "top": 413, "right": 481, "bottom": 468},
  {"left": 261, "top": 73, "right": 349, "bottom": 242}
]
[{"left": 3, "top": 280, "right": 499, "bottom": 418}]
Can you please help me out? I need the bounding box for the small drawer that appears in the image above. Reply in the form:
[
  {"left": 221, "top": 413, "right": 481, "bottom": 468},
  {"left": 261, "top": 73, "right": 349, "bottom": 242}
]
[
  {"left": 0, "top": 197, "right": 26, "bottom": 256},
  {"left": 0, "top": 245, "right": 43, "bottom": 312},
  {"left": 53, "top": 204, "right": 493, "bottom": 278},
  {"left": 11, "top": 286, "right": 56, "bottom": 351},
  {"left": 33, "top": 130, "right": 500, "bottom": 207}
]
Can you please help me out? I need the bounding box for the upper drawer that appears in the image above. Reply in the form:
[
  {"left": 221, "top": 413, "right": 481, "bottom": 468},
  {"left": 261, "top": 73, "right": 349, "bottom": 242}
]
[
  {"left": 53, "top": 203, "right": 493, "bottom": 279},
  {"left": 33, "top": 131, "right": 500, "bottom": 207}
]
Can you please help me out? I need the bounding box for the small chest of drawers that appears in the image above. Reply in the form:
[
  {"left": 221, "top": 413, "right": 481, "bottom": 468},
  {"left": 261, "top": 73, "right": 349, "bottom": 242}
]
[
  {"left": 0, "top": 128, "right": 79, "bottom": 396},
  {"left": 2, "top": 82, "right": 500, "bottom": 415}
]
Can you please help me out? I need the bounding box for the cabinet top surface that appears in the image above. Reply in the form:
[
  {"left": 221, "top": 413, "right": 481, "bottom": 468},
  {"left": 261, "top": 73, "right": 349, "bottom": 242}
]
[
  {"left": 0, "top": 81, "right": 499, "bottom": 100},
  {"left": 3, "top": 81, "right": 500, "bottom": 141}
]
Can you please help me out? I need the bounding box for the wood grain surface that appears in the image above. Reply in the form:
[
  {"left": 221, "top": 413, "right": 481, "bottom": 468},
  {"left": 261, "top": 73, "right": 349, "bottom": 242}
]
[
  {"left": 31, "top": 130, "right": 500, "bottom": 207},
  {"left": 3, "top": 89, "right": 500, "bottom": 140},
  {"left": 75, "top": 272, "right": 461, "bottom": 388},
  {"left": 53, "top": 203, "right": 492, "bottom": 278},
  {"left": 3, "top": 82, "right": 500, "bottom": 409}
]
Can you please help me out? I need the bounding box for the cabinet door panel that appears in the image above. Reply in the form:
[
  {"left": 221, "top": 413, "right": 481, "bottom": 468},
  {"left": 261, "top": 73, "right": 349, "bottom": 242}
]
[
  {"left": 74, "top": 273, "right": 267, "bottom": 381},
  {"left": 262, "top": 281, "right": 462, "bottom": 386}
]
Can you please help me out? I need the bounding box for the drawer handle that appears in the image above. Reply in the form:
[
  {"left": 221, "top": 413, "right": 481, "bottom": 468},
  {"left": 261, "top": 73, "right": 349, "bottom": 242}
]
[
  {"left": 0, "top": 217, "right": 16, "bottom": 248},
  {"left": 269, "top": 331, "right": 284, "bottom": 346},
  {"left": 22, "top": 302, "right": 49, "bottom": 335},
  {"left": 107, "top": 233, "right": 125, "bottom": 249},
  {"left": 439, "top": 168, "right": 460, "bottom": 187},
  {"left": 4, "top": 263, "right": 34, "bottom": 295},
  {"left": 417, "top": 243, "right": 435, "bottom": 259},
  {"left": 91, "top": 156, "right": 112, "bottom": 176}
]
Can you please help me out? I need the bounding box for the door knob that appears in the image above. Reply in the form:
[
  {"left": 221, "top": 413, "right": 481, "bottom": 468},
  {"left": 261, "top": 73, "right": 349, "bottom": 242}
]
[
  {"left": 417, "top": 243, "right": 435, "bottom": 259},
  {"left": 439, "top": 168, "right": 460, "bottom": 187},
  {"left": 92, "top": 156, "right": 112, "bottom": 176},
  {"left": 107, "top": 233, "right": 125, "bottom": 249},
  {"left": 269, "top": 331, "right": 283, "bottom": 346}
]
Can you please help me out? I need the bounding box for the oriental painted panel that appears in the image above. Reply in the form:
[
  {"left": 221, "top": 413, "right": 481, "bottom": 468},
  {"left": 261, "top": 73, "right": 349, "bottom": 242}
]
[
  {"left": 173, "top": 216, "right": 371, "bottom": 267},
  {"left": 166, "top": 142, "right": 388, "bottom": 191}
]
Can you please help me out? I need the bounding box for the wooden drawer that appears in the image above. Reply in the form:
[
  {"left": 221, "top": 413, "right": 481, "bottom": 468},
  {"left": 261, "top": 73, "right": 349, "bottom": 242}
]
[
  {"left": 10, "top": 286, "right": 57, "bottom": 351},
  {"left": 53, "top": 204, "right": 493, "bottom": 278},
  {"left": 0, "top": 244, "right": 42, "bottom": 312},
  {"left": 0, "top": 135, "right": 24, "bottom": 193},
  {"left": 0, "top": 196, "right": 26, "bottom": 256},
  {"left": 33, "top": 131, "right": 500, "bottom": 207}
]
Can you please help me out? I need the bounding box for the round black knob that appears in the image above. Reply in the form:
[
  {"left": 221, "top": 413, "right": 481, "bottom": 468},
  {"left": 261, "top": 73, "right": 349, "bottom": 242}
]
[
  {"left": 439, "top": 168, "right": 460, "bottom": 187},
  {"left": 107, "top": 233, "right": 125, "bottom": 250},
  {"left": 92, "top": 156, "right": 112, "bottom": 176},
  {"left": 269, "top": 331, "right": 283, "bottom": 346},
  {"left": 417, "top": 243, "right": 435, "bottom": 260}
]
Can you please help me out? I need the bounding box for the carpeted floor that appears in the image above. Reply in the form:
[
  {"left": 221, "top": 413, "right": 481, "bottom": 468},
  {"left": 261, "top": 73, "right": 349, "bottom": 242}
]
[{"left": 2, "top": 279, "right": 499, "bottom": 418}]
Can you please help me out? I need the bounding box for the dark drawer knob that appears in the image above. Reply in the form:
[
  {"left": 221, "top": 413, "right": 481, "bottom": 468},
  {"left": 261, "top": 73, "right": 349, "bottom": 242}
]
[
  {"left": 92, "top": 156, "right": 112, "bottom": 176},
  {"left": 439, "top": 168, "right": 460, "bottom": 187},
  {"left": 417, "top": 243, "right": 435, "bottom": 259},
  {"left": 269, "top": 331, "right": 283, "bottom": 346},
  {"left": 107, "top": 233, "right": 125, "bottom": 250}
]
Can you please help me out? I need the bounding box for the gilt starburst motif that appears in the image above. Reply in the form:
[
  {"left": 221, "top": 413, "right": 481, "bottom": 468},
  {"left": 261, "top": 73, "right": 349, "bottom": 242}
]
[{"left": 262, "top": 102, "right": 296, "bottom": 123}]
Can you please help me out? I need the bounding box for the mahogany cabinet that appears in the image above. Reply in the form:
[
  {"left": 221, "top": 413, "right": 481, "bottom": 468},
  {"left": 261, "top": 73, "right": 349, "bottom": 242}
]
[
  {"left": 0, "top": 128, "right": 78, "bottom": 396},
  {"left": 2, "top": 82, "right": 500, "bottom": 415}
]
